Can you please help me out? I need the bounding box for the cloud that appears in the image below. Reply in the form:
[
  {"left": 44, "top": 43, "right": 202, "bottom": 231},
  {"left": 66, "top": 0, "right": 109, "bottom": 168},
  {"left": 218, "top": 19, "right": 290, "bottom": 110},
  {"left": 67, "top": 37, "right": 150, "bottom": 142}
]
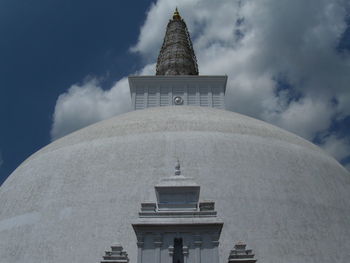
[
  {"left": 345, "top": 163, "right": 350, "bottom": 172},
  {"left": 131, "top": 0, "right": 350, "bottom": 116},
  {"left": 51, "top": 78, "right": 131, "bottom": 140},
  {"left": 263, "top": 98, "right": 334, "bottom": 140},
  {"left": 51, "top": 0, "right": 350, "bottom": 169},
  {"left": 51, "top": 62, "right": 157, "bottom": 140},
  {"left": 320, "top": 134, "right": 350, "bottom": 161},
  {"left": 129, "top": 0, "right": 350, "bottom": 164}
]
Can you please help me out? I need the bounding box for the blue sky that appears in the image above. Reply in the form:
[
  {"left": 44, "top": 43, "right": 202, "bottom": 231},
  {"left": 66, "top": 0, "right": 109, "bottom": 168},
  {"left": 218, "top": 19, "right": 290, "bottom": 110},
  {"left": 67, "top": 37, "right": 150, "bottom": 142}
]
[
  {"left": 1, "top": 0, "right": 350, "bottom": 185},
  {"left": 0, "top": 0, "right": 153, "bottom": 184}
]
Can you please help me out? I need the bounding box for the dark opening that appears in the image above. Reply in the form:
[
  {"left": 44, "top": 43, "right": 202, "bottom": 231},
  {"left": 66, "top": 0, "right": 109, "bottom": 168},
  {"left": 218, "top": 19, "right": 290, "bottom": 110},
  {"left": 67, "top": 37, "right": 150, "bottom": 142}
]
[{"left": 173, "top": 238, "right": 184, "bottom": 263}]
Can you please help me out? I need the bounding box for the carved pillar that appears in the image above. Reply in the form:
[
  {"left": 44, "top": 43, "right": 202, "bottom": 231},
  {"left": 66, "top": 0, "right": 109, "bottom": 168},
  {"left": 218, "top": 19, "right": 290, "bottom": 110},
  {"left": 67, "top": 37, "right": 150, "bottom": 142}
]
[
  {"left": 196, "top": 85, "right": 200, "bottom": 106},
  {"left": 183, "top": 245, "right": 189, "bottom": 263},
  {"left": 154, "top": 234, "right": 163, "bottom": 263},
  {"left": 144, "top": 87, "right": 148, "bottom": 108},
  {"left": 208, "top": 86, "right": 213, "bottom": 107},
  {"left": 211, "top": 232, "right": 220, "bottom": 263},
  {"left": 136, "top": 234, "right": 144, "bottom": 263},
  {"left": 168, "top": 87, "right": 172, "bottom": 105},
  {"left": 156, "top": 86, "right": 160, "bottom": 107},
  {"left": 220, "top": 91, "right": 225, "bottom": 109},
  {"left": 193, "top": 234, "right": 202, "bottom": 263},
  {"left": 131, "top": 92, "right": 136, "bottom": 110},
  {"left": 168, "top": 245, "right": 174, "bottom": 263}
]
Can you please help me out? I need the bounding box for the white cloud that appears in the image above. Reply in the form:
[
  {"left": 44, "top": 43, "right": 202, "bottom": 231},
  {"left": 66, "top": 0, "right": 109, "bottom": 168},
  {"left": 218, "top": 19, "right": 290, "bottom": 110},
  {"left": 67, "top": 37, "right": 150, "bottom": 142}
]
[
  {"left": 51, "top": 78, "right": 131, "bottom": 140},
  {"left": 320, "top": 134, "right": 350, "bottom": 161},
  {"left": 321, "top": 131, "right": 350, "bottom": 173},
  {"left": 51, "top": 0, "right": 350, "bottom": 165},
  {"left": 131, "top": 0, "right": 350, "bottom": 116},
  {"left": 263, "top": 98, "right": 334, "bottom": 140},
  {"left": 345, "top": 163, "right": 350, "bottom": 172},
  {"left": 129, "top": 0, "right": 350, "bottom": 162},
  {"left": 51, "top": 62, "right": 157, "bottom": 140}
]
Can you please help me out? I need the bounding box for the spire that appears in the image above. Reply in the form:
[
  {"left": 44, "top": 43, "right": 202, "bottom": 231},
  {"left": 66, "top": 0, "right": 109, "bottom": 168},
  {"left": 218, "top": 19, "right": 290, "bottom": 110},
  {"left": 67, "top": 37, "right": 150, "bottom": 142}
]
[{"left": 156, "top": 8, "right": 199, "bottom": 75}]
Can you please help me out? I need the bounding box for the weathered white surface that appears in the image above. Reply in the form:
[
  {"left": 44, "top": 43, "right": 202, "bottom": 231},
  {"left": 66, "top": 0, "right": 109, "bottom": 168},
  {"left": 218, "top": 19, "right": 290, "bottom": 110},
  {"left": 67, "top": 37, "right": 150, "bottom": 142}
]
[{"left": 0, "top": 106, "right": 349, "bottom": 263}]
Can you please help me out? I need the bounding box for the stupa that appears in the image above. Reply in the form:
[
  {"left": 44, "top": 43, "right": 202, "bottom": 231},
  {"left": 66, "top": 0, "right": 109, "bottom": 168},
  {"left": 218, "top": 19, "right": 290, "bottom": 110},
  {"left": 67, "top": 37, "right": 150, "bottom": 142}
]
[{"left": 0, "top": 8, "right": 349, "bottom": 263}]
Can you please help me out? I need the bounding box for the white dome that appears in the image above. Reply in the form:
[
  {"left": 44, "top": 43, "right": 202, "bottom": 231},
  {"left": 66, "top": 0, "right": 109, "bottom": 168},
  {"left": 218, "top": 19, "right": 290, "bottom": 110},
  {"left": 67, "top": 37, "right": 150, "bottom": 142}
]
[{"left": 0, "top": 106, "right": 349, "bottom": 263}]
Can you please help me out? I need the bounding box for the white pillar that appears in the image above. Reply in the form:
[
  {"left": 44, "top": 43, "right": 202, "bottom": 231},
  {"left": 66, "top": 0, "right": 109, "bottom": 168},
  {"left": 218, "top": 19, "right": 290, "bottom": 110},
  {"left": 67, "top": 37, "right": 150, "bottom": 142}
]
[
  {"left": 156, "top": 85, "right": 160, "bottom": 107},
  {"left": 154, "top": 234, "right": 162, "bottom": 263},
  {"left": 183, "top": 245, "right": 189, "bottom": 263},
  {"left": 220, "top": 91, "right": 225, "bottom": 109},
  {"left": 208, "top": 85, "right": 213, "bottom": 107},
  {"left": 168, "top": 245, "right": 174, "bottom": 263},
  {"left": 137, "top": 234, "right": 144, "bottom": 263},
  {"left": 144, "top": 86, "right": 148, "bottom": 109},
  {"left": 211, "top": 233, "right": 220, "bottom": 263},
  {"left": 196, "top": 85, "right": 200, "bottom": 106},
  {"left": 193, "top": 234, "right": 202, "bottom": 263},
  {"left": 132, "top": 91, "right": 136, "bottom": 110},
  {"left": 168, "top": 87, "right": 172, "bottom": 105}
]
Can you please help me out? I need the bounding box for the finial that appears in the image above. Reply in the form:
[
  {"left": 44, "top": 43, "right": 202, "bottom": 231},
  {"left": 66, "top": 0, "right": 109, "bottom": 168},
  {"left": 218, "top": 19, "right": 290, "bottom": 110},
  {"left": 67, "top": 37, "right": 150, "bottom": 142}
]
[
  {"left": 173, "top": 7, "right": 181, "bottom": 20},
  {"left": 175, "top": 159, "right": 181, "bottom": 176}
]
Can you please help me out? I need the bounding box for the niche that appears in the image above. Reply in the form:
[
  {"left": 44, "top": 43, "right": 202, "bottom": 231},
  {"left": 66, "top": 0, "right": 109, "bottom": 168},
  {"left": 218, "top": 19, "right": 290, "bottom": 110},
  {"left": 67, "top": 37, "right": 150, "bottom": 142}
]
[{"left": 173, "top": 238, "right": 184, "bottom": 263}]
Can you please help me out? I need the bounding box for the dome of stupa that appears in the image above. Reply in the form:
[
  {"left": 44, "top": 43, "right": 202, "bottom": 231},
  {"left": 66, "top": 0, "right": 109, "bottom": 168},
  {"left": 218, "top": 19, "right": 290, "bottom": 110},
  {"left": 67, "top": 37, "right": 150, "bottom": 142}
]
[{"left": 0, "top": 106, "right": 349, "bottom": 263}]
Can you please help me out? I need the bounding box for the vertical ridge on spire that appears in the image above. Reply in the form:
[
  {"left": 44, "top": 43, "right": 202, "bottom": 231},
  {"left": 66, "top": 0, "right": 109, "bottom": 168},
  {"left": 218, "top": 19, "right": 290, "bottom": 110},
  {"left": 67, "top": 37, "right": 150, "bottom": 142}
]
[{"left": 156, "top": 8, "right": 199, "bottom": 75}]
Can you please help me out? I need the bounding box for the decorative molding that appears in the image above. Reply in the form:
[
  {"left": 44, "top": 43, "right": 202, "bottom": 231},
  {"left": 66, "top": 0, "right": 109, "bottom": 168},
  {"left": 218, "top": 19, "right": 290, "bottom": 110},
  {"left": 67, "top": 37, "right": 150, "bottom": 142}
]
[
  {"left": 168, "top": 245, "right": 174, "bottom": 256},
  {"left": 228, "top": 241, "right": 257, "bottom": 263},
  {"left": 193, "top": 234, "right": 202, "bottom": 247},
  {"left": 183, "top": 246, "right": 189, "bottom": 256},
  {"left": 128, "top": 75, "right": 227, "bottom": 110},
  {"left": 100, "top": 244, "right": 129, "bottom": 263},
  {"left": 153, "top": 234, "right": 163, "bottom": 247},
  {"left": 136, "top": 234, "right": 144, "bottom": 248}
]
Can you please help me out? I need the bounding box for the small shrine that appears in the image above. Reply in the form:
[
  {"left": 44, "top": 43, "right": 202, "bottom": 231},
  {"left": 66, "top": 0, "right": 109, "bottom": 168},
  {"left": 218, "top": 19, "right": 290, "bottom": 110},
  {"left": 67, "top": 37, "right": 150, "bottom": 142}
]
[
  {"left": 101, "top": 244, "right": 129, "bottom": 263},
  {"left": 132, "top": 161, "right": 223, "bottom": 263},
  {"left": 227, "top": 241, "right": 257, "bottom": 263},
  {"left": 99, "top": 161, "right": 257, "bottom": 263}
]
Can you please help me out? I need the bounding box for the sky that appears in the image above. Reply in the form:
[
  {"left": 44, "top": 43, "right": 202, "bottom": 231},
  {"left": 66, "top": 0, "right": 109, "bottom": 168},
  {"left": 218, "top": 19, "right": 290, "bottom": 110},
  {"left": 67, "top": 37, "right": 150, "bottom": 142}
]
[{"left": 1, "top": 0, "right": 350, "bottom": 185}]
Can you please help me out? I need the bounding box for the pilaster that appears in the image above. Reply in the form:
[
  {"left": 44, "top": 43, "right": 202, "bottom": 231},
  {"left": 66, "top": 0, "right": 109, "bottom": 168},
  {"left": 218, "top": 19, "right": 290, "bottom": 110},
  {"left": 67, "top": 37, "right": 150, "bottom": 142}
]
[
  {"left": 136, "top": 234, "right": 144, "bottom": 263},
  {"left": 193, "top": 234, "right": 202, "bottom": 263},
  {"left": 183, "top": 245, "right": 189, "bottom": 263},
  {"left": 154, "top": 234, "right": 163, "bottom": 263}
]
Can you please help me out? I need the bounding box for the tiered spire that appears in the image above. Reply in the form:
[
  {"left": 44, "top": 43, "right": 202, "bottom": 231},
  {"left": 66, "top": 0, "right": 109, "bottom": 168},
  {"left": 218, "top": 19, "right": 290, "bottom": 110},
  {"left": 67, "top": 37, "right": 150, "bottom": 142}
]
[{"left": 156, "top": 8, "right": 199, "bottom": 75}]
